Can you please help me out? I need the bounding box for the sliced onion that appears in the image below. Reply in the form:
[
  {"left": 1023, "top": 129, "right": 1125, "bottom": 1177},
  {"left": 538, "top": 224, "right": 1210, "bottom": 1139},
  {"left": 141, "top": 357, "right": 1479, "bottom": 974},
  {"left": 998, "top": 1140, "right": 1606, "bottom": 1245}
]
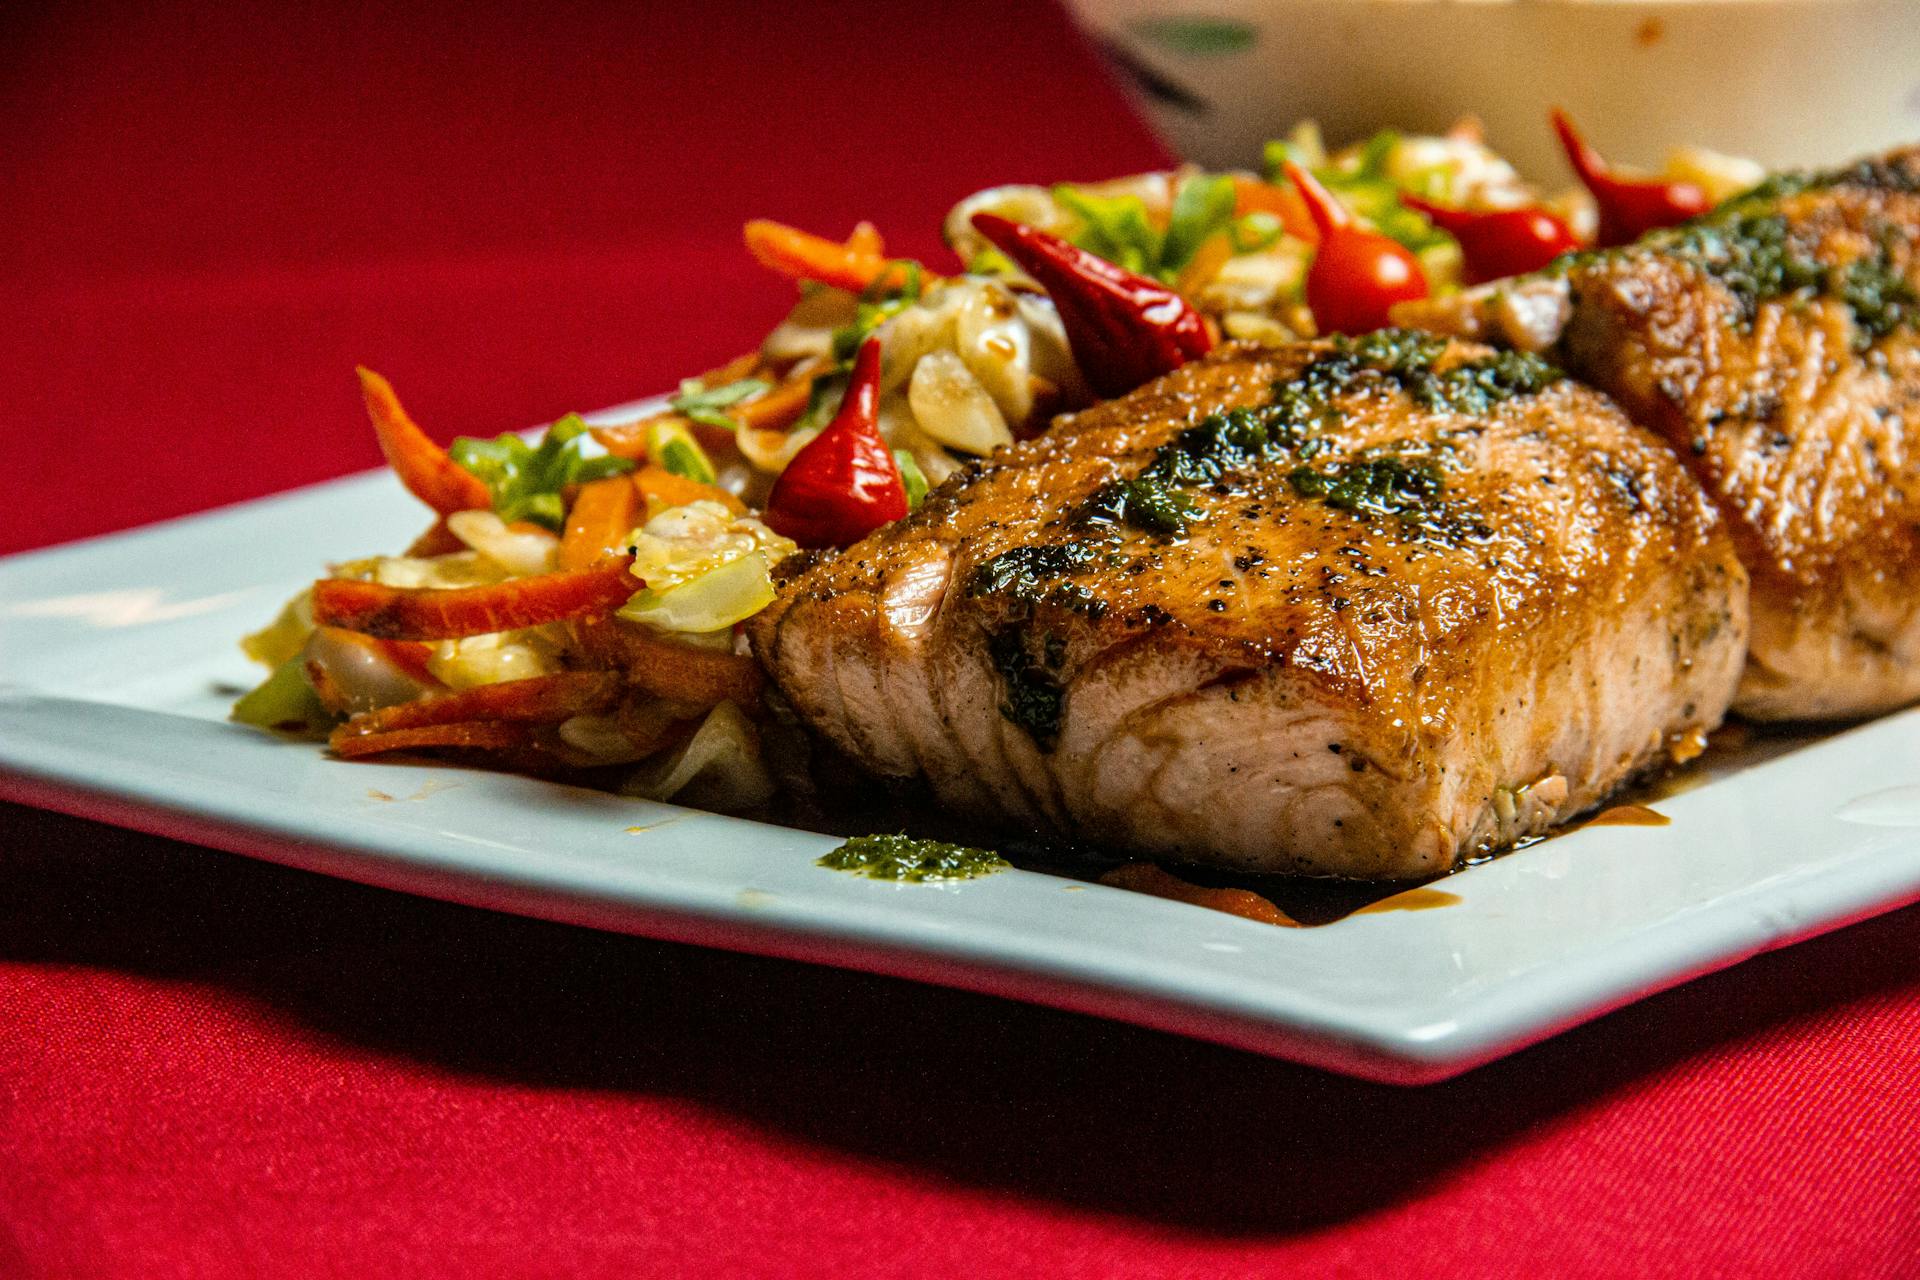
[
  {"left": 427, "top": 629, "right": 564, "bottom": 689},
  {"left": 446, "top": 509, "right": 560, "bottom": 577},
  {"left": 907, "top": 349, "right": 1012, "bottom": 456},
  {"left": 761, "top": 286, "right": 860, "bottom": 366},
  {"left": 737, "top": 421, "right": 819, "bottom": 474},
  {"left": 878, "top": 299, "right": 958, "bottom": 394},
  {"left": 557, "top": 713, "right": 651, "bottom": 764},
  {"left": 953, "top": 282, "right": 1036, "bottom": 424},
  {"left": 302, "top": 626, "right": 440, "bottom": 714},
  {"left": 942, "top": 184, "right": 1069, "bottom": 266},
  {"left": 342, "top": 550, "right": 504, "bottom": 590},
  {"left": 888, "top": 420, "right": 964, "bottom": 486}
]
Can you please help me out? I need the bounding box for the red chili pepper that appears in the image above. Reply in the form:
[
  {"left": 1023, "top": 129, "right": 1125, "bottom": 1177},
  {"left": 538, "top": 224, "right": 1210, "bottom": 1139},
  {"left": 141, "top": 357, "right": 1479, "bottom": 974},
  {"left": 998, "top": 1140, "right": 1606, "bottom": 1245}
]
[
  {"left": 1550, "top": 109, "right": 1709, "bottom": 248},
  {"left": 762, "top": 337, "right": 908, "bottom": 548},
  {"left": 1401, "top": 196, "right": 1582, "bottom": 284},
  {"left": 1284, "top": 161, "right": 1430, "bottom": 336},
  {"left": 969, "top": 211, "right": 1213, "bottom": 399}
]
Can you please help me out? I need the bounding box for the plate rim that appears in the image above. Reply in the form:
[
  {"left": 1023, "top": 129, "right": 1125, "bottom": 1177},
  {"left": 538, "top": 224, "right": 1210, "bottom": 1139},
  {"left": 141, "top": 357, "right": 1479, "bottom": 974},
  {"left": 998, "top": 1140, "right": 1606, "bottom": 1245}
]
[{"left": 5, "top": 427, "right": 1919, "bottom": 1086}]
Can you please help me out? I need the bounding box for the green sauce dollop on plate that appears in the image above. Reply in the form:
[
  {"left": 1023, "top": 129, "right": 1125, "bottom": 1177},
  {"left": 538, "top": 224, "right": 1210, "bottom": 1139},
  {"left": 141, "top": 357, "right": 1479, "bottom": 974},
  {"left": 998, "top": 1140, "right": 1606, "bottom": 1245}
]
[{"left": 818, "top": 835, "right": 1010, "bottom": 883}]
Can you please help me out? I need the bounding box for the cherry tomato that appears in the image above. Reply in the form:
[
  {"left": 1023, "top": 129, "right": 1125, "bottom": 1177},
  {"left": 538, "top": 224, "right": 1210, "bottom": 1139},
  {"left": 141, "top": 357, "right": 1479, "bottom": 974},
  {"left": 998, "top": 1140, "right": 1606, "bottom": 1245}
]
[
  {"left": 1402, "top": 196, "right": 1583, "bottom": 283},
  {"left": 1284, "top": 161, "right": 1430, "bottom": 335}
]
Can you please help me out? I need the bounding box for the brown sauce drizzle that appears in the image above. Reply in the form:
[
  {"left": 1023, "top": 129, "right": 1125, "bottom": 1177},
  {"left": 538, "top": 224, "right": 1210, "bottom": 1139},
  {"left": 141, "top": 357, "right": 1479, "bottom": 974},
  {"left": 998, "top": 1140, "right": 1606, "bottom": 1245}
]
[
  {"left": 1353, "top": 887, "right": 1463, "bottom": 914},
  {"left": 1584, "top": 803, "right": 1672, "bottom": 828},
  {"left": 1098, "top": 863, "right": 1302, "bottom": 926}
]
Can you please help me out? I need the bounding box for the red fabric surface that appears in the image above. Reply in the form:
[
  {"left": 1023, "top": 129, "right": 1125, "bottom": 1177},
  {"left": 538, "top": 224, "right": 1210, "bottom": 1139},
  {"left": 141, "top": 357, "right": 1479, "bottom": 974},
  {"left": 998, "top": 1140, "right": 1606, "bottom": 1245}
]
[{"left": 4, "top": 3, "right": 1919, "bottom": 1276}]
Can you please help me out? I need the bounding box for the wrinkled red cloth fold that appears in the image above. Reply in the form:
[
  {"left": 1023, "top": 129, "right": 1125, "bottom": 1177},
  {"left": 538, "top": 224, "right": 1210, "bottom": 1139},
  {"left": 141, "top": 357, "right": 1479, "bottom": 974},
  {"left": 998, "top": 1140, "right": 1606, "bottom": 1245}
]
[{"left": 3, "top": 3, "right": 1917, "bottom": 1276}]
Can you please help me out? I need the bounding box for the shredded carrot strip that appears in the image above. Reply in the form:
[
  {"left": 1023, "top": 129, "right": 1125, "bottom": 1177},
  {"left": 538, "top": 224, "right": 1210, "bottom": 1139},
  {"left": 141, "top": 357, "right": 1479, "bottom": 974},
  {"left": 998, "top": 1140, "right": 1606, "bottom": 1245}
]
[
  {"left": 311, "top": 557, "right": 637, "bottom": 640},
  {"left": 573, "top": 617, "right": 764, "bottom": 709},
  {"left": 1230, "top": 176, "right": 1318, "bottom": 244},
  {"left": 356, "top": 367, "right": 492, "bottom": 515},
  {"left": 1174, "top": 233, "right": 1236, "bottom": 297},
  {"left": 633, "top": 465, "right": 745, "bottom": 515},
  {"left": 405, "top": 519, "right": 467, "bottom": 558},
  {"left": 331, "top": 721, "right": 537, "bottom": 760},
  {"left": 590, "top": 413, "right": 736, "bottom": 460},
  {"left": 730, "top": 375, "right": 815, "bottom": 432},
  {"left": 845, "top": 220, "right": 886, "bottom": 258},
  {"left": 561, "top": 476, "right": 642, "bottom": 570},
  {"left": 700, "top": 351, "right": 763, "bottom": 387},
  {"left": 331, "top": 672, "right": 621, "bottom": 751},
  {"left": 588, "top": 414, "right": 665, "bottom": 461},
  {"left": 590, "top": 360, "right": 814, "bottom": 461},
  {"left": 743, "top": 219, "right": 917, "bottom": 295}
]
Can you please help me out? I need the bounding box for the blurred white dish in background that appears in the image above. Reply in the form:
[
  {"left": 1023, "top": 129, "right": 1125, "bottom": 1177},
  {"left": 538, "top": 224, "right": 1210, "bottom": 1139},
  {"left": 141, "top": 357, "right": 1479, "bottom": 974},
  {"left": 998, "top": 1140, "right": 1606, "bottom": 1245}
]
[{"left": 1069, "top": 0, "right": 1920, "bottom": 178}]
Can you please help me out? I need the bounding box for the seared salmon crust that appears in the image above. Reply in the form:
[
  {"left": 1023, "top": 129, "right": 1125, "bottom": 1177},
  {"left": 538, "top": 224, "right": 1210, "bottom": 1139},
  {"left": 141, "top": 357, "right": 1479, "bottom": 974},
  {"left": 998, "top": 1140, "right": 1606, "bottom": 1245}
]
[
  {"left": 1401, "top": 148, "right": 1920, "bottom": 719},
  {"left": 752, "top": 336, "right": 1748, "bottom": 878}
]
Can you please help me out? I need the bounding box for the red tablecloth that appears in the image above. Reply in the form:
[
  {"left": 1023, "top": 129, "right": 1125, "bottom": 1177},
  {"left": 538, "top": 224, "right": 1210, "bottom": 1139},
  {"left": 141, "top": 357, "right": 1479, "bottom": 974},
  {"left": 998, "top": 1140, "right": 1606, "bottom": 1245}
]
[{"left": 5, "top": 3, "right": 1918, "bottom": 1276}]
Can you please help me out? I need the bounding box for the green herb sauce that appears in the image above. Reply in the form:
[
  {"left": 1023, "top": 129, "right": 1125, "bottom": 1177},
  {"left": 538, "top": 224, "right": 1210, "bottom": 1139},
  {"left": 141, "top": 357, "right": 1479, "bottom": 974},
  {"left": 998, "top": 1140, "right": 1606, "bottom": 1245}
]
[
  {"left": 969, "top": 543, "right": 1102, "bottom": 601},
  {"left": 1081, "top": 476, "right": 1200, "bottom": 535},
  {"left": 987, "top": 627, "right": 1067, "bottom": 749},
  {"left": 1286, "top": 457, "right": 1444, "bottom": 520},
  {"left": 964, "top": 332, "right": 1547, "bottom": 749},
  {"left": 1077, "top": 331, "right": 1556, "bottom": 537},
  {"left": 1738, "top": 155, "right": 1920, "bottom": 204},
  {"left": 1549, "top": 157, "right": 1919, "bottom": 349},
  {"left": 817, "top": 834, "right": 1010, "bottom": 882}
]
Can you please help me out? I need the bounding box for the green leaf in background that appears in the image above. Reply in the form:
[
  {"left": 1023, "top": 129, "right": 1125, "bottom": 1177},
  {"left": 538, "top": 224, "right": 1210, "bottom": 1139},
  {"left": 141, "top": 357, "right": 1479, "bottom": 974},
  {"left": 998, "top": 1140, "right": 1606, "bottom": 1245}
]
[
  {"left": 1054, "top": 173, "right": 1238, "bottom": 284},
  {"left": 966, "top": 246, "right": 1018, "bottom": 277},
  {"left": 1258, "top": 129, "right": 1451, "bottom": 256},
  {"left": 451, "top": 412, "right": 634, "bottom": 531},
  {"left": 1261, "top": 138, "right": 1310, "bottom": 183},
  {"left": 1128, "top": 16, "right": 1256, "bottom": 56},
  {"left": 670, "top": 377, "right": 772, "bottom": 431},
  {"left": 1351, "top": 130, "right": 1401, "bottom": 180},
  {"left": 1230, "top": 210, "right": 1285, "bottom": 254},
  {"left": 1161, "top": 172, "right": 1238, "bottom": 274},
  {"left": 1052, "top": 184, "right": 1161, "bottom": 277}
]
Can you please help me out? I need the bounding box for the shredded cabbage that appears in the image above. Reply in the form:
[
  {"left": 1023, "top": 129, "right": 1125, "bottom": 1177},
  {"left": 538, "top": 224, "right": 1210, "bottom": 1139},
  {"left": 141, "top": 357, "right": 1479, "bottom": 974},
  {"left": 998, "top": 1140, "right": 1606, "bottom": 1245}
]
[
  {"left": 621, "top": 700, "right": 774, "bottom": 811},
  {"left": 619, "top": 551, "right": 776, "bottom": 634},
  {"left": 626, "top": 500, "right": 795, "bottom": 593},
  {"left": 427, "top": 628, "right": 565, "bottom": 689},
  {"left": 230, "top": 655, "right": 335, "bottom": 735},
  {"left": 241, "top": 589, "right": 314, "bottom": 667}
]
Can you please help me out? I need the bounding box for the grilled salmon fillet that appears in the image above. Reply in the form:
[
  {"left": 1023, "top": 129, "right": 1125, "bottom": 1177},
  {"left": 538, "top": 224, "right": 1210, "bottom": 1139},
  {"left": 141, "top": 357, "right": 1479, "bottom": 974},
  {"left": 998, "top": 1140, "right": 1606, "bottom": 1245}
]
[
  {"left": 1398, "top": 148, "right": 1920, "bottom": 719},
  {"left": 751, "top": 336, "right": 1747, "bottom": 878}
]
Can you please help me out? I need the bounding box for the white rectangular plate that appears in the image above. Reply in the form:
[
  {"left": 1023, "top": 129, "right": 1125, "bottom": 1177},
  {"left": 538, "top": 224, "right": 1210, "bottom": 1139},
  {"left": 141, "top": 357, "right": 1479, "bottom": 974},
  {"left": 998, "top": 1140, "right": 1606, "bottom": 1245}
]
[{"left": 5, "top": 400, "right": 1920, "bottom": 1083}]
